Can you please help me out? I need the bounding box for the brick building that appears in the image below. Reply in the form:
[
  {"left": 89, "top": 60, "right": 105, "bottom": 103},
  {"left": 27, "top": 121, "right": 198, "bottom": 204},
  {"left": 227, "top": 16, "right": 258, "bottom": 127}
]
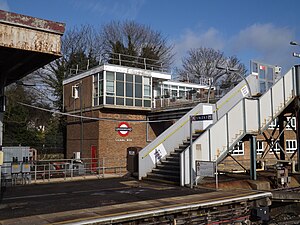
[{"left": 63, "top": 63, "right": 211, "bottom": 165}]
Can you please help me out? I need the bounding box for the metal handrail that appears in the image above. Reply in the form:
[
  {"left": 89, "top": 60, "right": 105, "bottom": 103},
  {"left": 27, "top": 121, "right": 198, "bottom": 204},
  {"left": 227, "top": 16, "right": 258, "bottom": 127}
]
[{"left": 1, "top": 157, "right": 127, "bottom": 185}]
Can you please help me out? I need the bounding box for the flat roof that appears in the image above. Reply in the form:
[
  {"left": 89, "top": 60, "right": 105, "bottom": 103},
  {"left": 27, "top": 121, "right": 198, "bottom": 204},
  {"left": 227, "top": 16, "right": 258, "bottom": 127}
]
[
  {"left": 0, "top": 10, "right": 65, "bottom": 85},
  {"left": 63, "top": 64, "right": 172, "bottom": 85}
]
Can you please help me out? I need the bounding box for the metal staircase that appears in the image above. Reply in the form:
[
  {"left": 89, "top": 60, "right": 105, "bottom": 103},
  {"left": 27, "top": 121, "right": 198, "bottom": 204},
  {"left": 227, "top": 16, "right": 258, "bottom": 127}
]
[
  {"left": 139, "top": 66, "right": 298, "bottom": 186},
  {"left": 143, "top": 131, "right": 203, "bottom": 184}
]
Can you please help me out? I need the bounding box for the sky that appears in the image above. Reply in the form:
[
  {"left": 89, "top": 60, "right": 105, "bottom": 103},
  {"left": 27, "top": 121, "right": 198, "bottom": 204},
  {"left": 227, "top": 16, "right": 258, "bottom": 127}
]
[{"left": 1, "top": 0, "right": 300, "bottom": 73}]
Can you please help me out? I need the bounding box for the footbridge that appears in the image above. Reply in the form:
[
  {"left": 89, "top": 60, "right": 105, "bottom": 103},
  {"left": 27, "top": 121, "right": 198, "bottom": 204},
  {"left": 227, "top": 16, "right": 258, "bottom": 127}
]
[{"left": 139, "top": 64, "right": 300, "bottom": 186}]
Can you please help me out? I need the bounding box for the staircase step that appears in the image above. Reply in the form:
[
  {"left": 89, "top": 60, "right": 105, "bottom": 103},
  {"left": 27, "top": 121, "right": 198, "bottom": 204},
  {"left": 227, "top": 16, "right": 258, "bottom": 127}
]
[
  {"left": 156, "top": 164, "right": 180, "bottom": 170},
  {"left": 178, "top": 144, "right": 189, "bottom": 149},
  {"left": 165, "top": 155, "right": 180, "bottom": 161},
  {"left": 174, "top": 148, "right": 185, "bottom": 153},
  {"left": 170, "top": 152, "right": 180, "bottom": 157},
  {"left": 161, "top": 160, "right": 179, "bottom": 166},
  {"left": 146, "top": 172, "right": 180, "bottom": 183},
  {"left": 152, "top": 168, "right": 180, "bottom": 175}
]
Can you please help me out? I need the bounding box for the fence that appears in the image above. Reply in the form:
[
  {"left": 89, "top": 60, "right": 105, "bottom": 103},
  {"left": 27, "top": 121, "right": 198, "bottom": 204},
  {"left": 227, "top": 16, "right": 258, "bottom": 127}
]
[{"left": 1, "top": 157, "right": 127, "bottom": 185}]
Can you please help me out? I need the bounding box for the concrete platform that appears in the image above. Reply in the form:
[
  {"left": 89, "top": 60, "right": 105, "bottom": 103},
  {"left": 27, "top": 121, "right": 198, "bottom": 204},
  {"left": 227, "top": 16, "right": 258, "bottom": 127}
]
[{"left": 0, "top": 177, "right": 272, "bottom": 224}]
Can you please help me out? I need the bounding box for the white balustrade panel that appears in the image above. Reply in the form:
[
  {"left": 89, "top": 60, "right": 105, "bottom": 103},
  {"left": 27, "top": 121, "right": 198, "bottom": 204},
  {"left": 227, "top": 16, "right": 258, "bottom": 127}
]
[
  {"left": 245, "top": 99, "right": 259, "bottom": 133},
  {"left": 272, "top": 78, "right": 284, "bottom": 116},
  {"left": 259, "top": 91, "right": 272, "bottom": 129},
  {"left": 193, "top": 131, "right": 210, "bottom": 161},
  {"left": 227, "top": 101, "right": 244, "bottom": 147},
  {"left": 284, "top": 69, "right": 294, "bottom": 104},
  {"left": 209, "top": 116, "right": 227, "bottom": 161}
]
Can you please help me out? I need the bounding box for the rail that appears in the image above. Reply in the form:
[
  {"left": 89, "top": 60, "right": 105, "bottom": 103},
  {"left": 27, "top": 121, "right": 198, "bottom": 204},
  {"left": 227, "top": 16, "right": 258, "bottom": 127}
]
[
  {"left": 68, "top": 52, "right": 169, "bottom": 76},
  {"left": 1, "top": 157, "right": 127, "bottom": 185}
]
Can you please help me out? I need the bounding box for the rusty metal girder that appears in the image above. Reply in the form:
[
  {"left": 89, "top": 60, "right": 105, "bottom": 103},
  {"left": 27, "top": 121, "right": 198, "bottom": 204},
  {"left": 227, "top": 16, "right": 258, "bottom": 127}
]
[{"left": 0, "top": 10, "right": 65, "bottom": 85}]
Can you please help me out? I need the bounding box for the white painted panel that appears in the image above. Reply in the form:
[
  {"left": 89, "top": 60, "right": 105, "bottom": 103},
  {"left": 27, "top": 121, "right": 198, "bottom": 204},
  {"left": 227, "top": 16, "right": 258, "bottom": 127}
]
[
  {"left": 245, "top": 99, "right": 259, "bottom": 132},
  {"left": 272, "top": 79, "right": 284, "bottom": 116},
  {"left": 227, "top": 101, "right": 244, "bottom": 146},
  {"left": 209, "top": 116, "right": 227, "bottom": 161},
  {"left": 284, "top": 69, "right": 294, "bottom": 103},
  {"left": 259, "top": 91, "right": 272, "bottom": 129},
  {"left": 193, "top": 132, "right": 210, "bottom": 161}
]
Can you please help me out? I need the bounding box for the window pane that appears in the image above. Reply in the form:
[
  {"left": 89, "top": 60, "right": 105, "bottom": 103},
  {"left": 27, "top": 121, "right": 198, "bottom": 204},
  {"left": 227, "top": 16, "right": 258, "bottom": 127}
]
[
  {"left": 106, "top": 80, "right": 114, "bottom": 94},
  {"left": 143, "top": 77, "right": 150, "bottom": 85},
  {"left": 253, "top": 63, "right": 258, "bottom": 73},
  {"left": 126, "top": 98, "right": 133, "bottom": 106},
  {"left": 106, "top": 96, "right": 114, "bottom": 104},
  {"left": 267, "top": 68, "right": 273, "bottom": 81},
  {"left": 106, "top": 71, "right": 114, "bottom": 80},
  {"left": 259, "top": 66, "right": 266, "bottom": 79},
  {"left": 135, "top": 84, "right": 142, "bottom": 98},
  {"left": 126, "top": 83, "right": 133, "bottom": 97},
  {"left": 116, "top": 72, "right": 124, "bottom": 81},
  {"left": 144, "top": 85, "right": 151, "bottom": 97},
  {"left": 135, "top": 75, "right": 142, "bottom": 83},
  {"left": 116, "top": 98, "right": 124, "bottom": 105},
  {"left": 126, "top": 74, "right": 133, "bottom": 82},
  {"left": 99, "top": 71, "right": 103, "bottom": 80},
  {"left": 99, "top": 80, "right": 103, "bottom": 96},
  {"left": 116, "top": 81, "right": 124, "bottom": 96},
  {"left": 144, "top": 100, "right": 151, "bottom": 107},
  {"left": 135, "top": 99, "right": 142, "bottom": 106}
]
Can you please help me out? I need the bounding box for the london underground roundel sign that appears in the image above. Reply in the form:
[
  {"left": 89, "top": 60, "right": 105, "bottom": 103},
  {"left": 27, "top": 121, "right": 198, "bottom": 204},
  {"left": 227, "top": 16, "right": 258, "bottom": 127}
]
[{"left": 115, "top": 122, "right": 132, "bottom": 137}]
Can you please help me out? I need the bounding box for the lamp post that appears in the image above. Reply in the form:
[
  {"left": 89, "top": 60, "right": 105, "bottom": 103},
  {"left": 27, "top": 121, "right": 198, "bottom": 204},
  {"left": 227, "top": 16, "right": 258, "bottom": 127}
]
[
  {"left": 207, "top": 71, "right": 228, "bottom": 103},
  {"left": 214, "top": 65, "right": 252, "bottom": 100}
]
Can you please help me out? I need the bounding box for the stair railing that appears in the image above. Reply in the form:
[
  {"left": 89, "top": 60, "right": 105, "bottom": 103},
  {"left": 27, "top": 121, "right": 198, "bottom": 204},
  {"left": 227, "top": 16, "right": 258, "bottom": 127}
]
[{"left": 180, "top": 68, "right": 296, "bottom": 186}]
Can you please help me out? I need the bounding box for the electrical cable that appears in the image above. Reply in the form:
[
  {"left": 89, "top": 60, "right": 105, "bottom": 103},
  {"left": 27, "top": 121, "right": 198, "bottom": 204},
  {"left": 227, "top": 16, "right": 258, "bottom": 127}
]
[{"left": 17, "top": 101, "right": 176, "bottom": 123}]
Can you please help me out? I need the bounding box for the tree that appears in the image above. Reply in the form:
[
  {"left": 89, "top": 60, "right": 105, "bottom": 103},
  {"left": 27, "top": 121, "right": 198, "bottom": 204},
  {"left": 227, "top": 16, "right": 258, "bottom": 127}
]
[
  {"left": 3, "top": 84, "right": 51, "bottom": 149},
  {"left": 99, "top": 20, "right": 174, "bottom": 70},
  {"left": 27, "top": 25, "right": 101, "bottom": 155},
  {"left": 177, "top": 47, "right": 247, "bottom": 91}
]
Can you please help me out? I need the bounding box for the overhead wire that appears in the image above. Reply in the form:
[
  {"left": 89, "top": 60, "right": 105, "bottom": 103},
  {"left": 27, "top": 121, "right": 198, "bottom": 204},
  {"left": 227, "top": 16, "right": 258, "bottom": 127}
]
[{"left": 17, "top": 101, "right": 176, "bottom": 123}]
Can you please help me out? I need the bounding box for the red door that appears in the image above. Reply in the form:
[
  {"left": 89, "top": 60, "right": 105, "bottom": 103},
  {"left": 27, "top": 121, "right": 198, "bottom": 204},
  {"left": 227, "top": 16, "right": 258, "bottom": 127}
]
[{"left": 91, "top": 145, "right": 97, "bottom": 171}]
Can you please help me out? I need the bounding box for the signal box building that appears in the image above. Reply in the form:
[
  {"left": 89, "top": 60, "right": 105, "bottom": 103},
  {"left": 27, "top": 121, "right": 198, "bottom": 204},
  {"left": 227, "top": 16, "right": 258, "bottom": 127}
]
[{"left": 63, "top": 64, "right": 211, "bottom": 165}]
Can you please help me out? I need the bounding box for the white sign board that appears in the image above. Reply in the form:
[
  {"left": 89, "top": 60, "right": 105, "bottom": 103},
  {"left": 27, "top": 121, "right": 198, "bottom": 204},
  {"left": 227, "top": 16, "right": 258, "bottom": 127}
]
[
  {"left": 149, "top": 143, "right": 167, "bottom": 164},
  {"left": 241, "top": 85, "right": 249, "bottom": 97},
  {"left": 196, "top": 161, "right": 216, "bottom": 177}
]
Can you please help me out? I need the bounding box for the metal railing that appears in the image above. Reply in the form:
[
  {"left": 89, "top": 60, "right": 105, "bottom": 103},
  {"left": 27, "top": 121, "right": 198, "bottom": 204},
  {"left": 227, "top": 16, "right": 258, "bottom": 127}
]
[
  {"left": 1, "top": 157, "right": 127, "bottom": 185},
  {"left": 69, "top": 52, "right": 169, "bottom": 76}
]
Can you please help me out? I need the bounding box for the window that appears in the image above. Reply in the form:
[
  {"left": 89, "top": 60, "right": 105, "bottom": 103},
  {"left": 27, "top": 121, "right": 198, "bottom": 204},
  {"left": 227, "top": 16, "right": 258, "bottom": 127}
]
[
  {"left": 269, "top": 140, "right": 280, "bottom": 154},
  {"left": 92, "top": 72, "right": 104, "bottom": 106},
  {"left": 286, "top": 117, "right": 296, "bottom": 130},
  {"left": 171, "top": 85, "right": 178, "bottom": 98},
  {"left": 286, "top": 140, "right": 297, "bottom": 154},
  {"left": 179, "top": 87, "right": 185, "bottom": 98},
  {"left": 252, "top": 62, "right": 258, "bottom": 73},
  {"left": 106, "top": 71, "right": 115, "bottom": 96},
  {"left": 259, "top": 65, "right": 266, "bottom": 79},
  {"left": 256, "top": 140, "right": 264, "bottom": 155},
  {"left": 267, "top": 67, "right": 274, "bottom": 81},
  {"left": 269, "top": 118, "right": 278, "bottom": 129},
  {"left": 143, "top": 77, "right": 151, "bottom": 98},
  {"left": 96, "top": 71, "right": 152, "bottom": 108},
  {"left": 232, "top": 141, "right": 244, "bottom": 155}
]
